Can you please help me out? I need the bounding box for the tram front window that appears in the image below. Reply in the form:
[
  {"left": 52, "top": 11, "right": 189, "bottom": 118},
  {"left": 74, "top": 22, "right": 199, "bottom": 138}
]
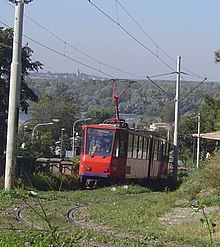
[{"left": 86, "top": 128, "right": 115, "bottom": 156}]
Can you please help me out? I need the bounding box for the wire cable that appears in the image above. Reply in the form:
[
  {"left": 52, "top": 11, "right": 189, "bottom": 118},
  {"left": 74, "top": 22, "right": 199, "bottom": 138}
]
[
  {"left": 1, "top": 19, "right": 177, "bottom": 99},
  {"left": 2, "top": 0, "right": 144, "bottom": 79},
  {"left": 88, "top": 0, "right": 175, "bottom": 72},
  {"left": 3, "top": 0, "right": 205, "bottom": 80},
  {"left": 24, "top": 16, "right": 145, "bottom": 79},
  {"left": 116, "top": 0, "right": 203, "bottom": 79},
  {"left": 146, "top": 76, "right": 173, "bottom": 99},
  {"left": 180, "top": 77, "right": 207, "bottom": 101}
]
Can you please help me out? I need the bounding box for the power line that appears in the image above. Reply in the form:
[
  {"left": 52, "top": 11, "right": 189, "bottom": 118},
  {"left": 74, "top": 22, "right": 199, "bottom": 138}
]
[
  {"left": 2, "top": 0, "right": 143, "bottom": 79},
  {"left": 146, "top": 76, "right": 173, "bottom": 99},
  {"left": 117, "top": 0, "right": 203, "bottom": 79},
  {"left": 180, "top": 77, "right": 207, "bottom": 101},
  {"left": 0, "top": 21, "right": 181, "bottom": 101},
  {"left": 0, "top": 8, "right": 185, "bottom": 99},
  {"left": 117, "top": 0, "right": 204, "bottom": 79},
  {"left": 0, "top": 20, "right": 114, "bottom": 78},
  {"left": 88, "top": 0, "right": 175, "bottom": 72},
  {"left": 3, "top": 0, "right": 205, "bottom": 80},
  {"left": 89, "top": 0, "right": 204, "bottom": 79},
  {"left": 147, "top": 72, "right": 175, "bottom": 79},
  {"left": 24, "top": 16, "right": 147, "bottom": 79}
]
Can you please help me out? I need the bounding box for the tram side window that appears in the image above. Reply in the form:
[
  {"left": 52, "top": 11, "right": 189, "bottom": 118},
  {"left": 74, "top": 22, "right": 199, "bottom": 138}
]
[
  {"left": 153, "top": 140, "right": 159, "bottom": 161},
  {"left": 143, "top": 137, "right": 149, "bottom": 159},
  {"left": 128, "top": 134, "right": 133, "bottom": 158},
  {"left": 132, "top": 135, "right": 138, "bottom": 159},
  {"left": 162, "top": 142, "right": 170, "bottom": 161},
  {"left": 113, "top": 131, "right": 127, "bottom": 158},
  {"left": 138, "top": 136, "right": 143, "bottom": 159}
]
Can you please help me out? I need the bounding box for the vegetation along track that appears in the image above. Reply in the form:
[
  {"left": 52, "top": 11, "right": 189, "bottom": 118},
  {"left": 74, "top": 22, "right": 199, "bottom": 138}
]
[
  {"left": 14, "top": 200, "right": 200, "bottom": 246},
  {"left": 15, "top": 202, "right": 158, "bottom": 246}
]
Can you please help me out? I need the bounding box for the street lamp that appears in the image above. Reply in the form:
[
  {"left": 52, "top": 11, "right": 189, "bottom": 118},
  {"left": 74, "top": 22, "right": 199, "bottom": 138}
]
[
  {"left": 31, "top": 122, "right": 54, "bottom": 143},
  {"left": 19, "top": 118, "right": 59, "bottom": 136},
  {"left": 72, "top": 118, "right": 91, "bottom": 158},
  {"left": 60, "top": 128, "right": 65, "bottom": 158}
]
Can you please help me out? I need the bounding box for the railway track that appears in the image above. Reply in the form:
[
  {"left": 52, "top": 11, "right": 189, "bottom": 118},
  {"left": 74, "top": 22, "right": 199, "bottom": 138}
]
[{"left": 14, "top": 202, "right": 191, "bottom": 246}]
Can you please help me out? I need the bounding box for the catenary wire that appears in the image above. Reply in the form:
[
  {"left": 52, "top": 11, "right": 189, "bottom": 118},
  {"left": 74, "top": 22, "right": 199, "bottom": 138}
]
[
  {"left": 3, "top": 0, "right": 205, "bottom": 80},
  {"left": 2, "top": 0, "right": 144, "bottom": 79},
  {"left": 0, "top": 20, "right": 114, "bottom": 78},
  {"left": 180, "top": 77, "right": 207, "bottom": 101},
  {"left": 3, "top": 0, "right": 203, "bottom": 84},
  {"left": 88, "top": 0, "right": 175, "bottom": 72},
  {"left": 0, "top": 19, "right": 199, "bottom": 101},
  {"left": 116, "top": 0, "right": 203, "bottom": 79},
  {"left": 1, "top": 3, "right": 200, "bottom": 100}
]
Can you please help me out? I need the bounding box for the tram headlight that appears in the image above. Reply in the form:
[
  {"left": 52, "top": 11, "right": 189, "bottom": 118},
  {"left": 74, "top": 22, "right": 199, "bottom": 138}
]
[
  {"left": 86, "top": 166, "right": 92, "bottom": 171},
  {"left": 103, "top": 168, "right": 109, "bottom": 173}
]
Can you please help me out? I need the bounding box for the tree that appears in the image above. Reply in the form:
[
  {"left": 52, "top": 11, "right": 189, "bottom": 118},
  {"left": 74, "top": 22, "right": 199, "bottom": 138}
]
[
  {"left": 29, "top": 94, "right": 80, "bottom": 141},
  {"left": 0, "top": 27, "right": 43, "bottom": 155},
  {"left": 160, "top": 102, "right": 174, "bottom": 123},
  {"left": 214, "top": 50, "right": 220, "bottom": 63},
  {"left": 199, "top": 94, "right": 220, "bottom": 131},
  {"left": 85, "top": 107, "right": 113, "bottom": 124},
  {"left": 178, "top": 94, "right": 220, "bottom": 161}
]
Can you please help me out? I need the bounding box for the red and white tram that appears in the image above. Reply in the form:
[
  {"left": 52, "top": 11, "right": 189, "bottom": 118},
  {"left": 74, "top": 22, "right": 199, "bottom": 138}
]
[
  {"left": 78, "top": 81, "right": 171, "bottom": 188},
  {"left": 79, "top": 120, "right": 171, "bottom": 188}
]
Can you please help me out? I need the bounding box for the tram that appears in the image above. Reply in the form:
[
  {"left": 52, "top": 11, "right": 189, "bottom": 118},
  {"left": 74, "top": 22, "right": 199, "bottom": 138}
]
[{"left": 78, "top": 82, "right": 171, "bottom": 188}]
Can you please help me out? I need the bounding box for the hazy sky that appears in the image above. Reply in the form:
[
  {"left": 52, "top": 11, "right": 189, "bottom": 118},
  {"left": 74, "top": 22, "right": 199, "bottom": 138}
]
[{"left": 1, "top": 0, "right": 220, "bottom": 82}]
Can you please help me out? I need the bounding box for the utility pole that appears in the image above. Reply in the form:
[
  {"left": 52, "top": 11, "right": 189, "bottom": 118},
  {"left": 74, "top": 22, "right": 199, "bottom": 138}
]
[
  {"left": 172, "top": 55, "right": 181, "bottom": 184},
  {"left": 196, "top": 113, "right": 201, "bottom": 169},
  {"left": 5, "top": 0, "right": 32, "bottom": 190}
]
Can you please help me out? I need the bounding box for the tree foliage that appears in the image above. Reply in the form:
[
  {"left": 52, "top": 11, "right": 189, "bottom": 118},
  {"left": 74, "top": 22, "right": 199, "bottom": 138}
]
[
  {"left": 29, "top": 94, "right": 80, "bottom": 140},
  {"left": 214, "top": 50, "right": 220, "bottom": 63},
  {"left": 178, "top": 94, "right": 220, "bottom": 160},
  {"left": 85, "top": 107, "right": 113, "bottom": 124},
  {"left": 0, "top": 27, "right": 43, "bottom": 155},
  {"left": 160, "top": 102, "right": 174, "bottom": 123}
]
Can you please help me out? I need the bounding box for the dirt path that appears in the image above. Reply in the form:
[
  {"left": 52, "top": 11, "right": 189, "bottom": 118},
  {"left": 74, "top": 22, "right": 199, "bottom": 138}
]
[{"left": 159, "top": 206, "right": 218, "bottom": 225}]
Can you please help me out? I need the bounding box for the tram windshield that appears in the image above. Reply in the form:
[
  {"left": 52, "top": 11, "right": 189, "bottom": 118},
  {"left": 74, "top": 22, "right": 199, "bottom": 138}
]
[{"left": 86, "top": 128, "right": 115, "bottom": 156}]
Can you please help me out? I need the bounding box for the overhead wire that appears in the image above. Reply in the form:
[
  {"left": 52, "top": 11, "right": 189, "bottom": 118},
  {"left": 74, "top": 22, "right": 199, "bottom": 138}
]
[
  {"left": 117, "top": 0, "right": 201, "bottom": 77},
  {"left": 2, "top": 0, "right": 143, "bottom": 79},
  {"left": 2, "top": 0, "right": 179, "bottom": 89},
  {"left": 146, "top": 76, "right": 173, "bottom": 99},
  {"left": 1, "top": 1, "right": 202, "bottom": 100},
  {"left": 116, "top": 0, "right": 204, "bottom": 79},
  {"left": 24, "top": 16, "right": 145, "bottom": 79},
  {"left": 0, "top": 19, "right": 180, "bottom": 99},
  {"left": 0, "top": 20, "right": 115, "bottom": 78},
  {"left": 112, "top": 1, "right": 208, "bottom": 100},
  {"left": 180, "top": 77, "right": 207, "bottom": 101},
  {"left": 89, "top": 0, "right": 204, "bottom": 80},
  {"left": 88, "top": 0, "right": 175, "bottom": 72},
  {"left": 2, "top": 0, "right": 205, "bottom": 82}
]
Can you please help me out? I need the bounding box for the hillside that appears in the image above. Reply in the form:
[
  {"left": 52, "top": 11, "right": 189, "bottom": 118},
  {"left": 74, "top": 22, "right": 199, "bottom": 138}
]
[{"left": 27, "top": 73, "right": 220, "bottom": 120}]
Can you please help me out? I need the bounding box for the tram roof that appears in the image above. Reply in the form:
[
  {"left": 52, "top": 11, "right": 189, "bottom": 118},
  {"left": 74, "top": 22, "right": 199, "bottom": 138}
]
[{"left": 193, "top": 131, "right": 220, "bottom": 141}]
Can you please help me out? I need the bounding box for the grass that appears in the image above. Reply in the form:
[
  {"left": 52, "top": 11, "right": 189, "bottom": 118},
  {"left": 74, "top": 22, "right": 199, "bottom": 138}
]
[{"left": 1, "top": 154, "right": 220, "bottom": 246}]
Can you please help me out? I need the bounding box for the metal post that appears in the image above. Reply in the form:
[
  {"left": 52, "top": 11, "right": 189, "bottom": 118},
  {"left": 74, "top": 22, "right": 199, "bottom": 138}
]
[
  {"left": 196, "top": 113, "right": 201, "bottom": 169},
  {"left": 60, "top": 128, "right": 65, "bottom": 158},
  {"left": 5, "top": 1, "right": 24, "bottom": 190},
  {"left": 172, "top": 55, "right": 181, "bottom": 183}
]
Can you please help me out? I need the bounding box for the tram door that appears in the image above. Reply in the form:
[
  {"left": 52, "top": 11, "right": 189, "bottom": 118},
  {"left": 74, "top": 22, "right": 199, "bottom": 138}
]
[{"left": 111, "top": 130, "right": 128, "bottom": 178}]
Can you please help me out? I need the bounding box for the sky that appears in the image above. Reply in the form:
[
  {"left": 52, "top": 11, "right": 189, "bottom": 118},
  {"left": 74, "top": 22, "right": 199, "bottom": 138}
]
[{"left": 1, "top": 0, "right": 220, "bottom": 82}]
